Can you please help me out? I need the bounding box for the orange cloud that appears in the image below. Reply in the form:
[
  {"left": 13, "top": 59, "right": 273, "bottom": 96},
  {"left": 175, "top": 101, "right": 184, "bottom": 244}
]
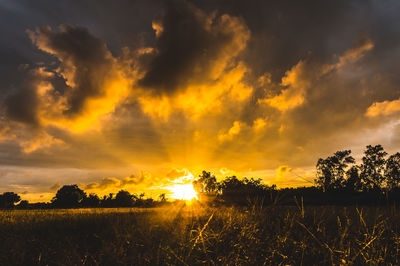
[
  {"left": 253, "top": 118, "right": 267, "bottom": 132},
  {"left": 84, "top": 170, "right": 164, "bottom": 195},
  {"left": 136, "top": 2, "right": 251, "bottom": 121},
  {"left": 336, "top": 37, "right": 374, "bottom": 69},
  {"left": 276, "top": 165, "right": 292, "bottom": 179},
  {"left": 261, "top": 61, "right": 308, "bottom": 111},
  {"left": 138, "top": 62, "right": 252, "bottom": 121},
  {"left": 260, "top": 38, "right": 374, "bottom": 112},
  {"left": 19, "top": 131, "right": 64, "bottom": 153},
  {"left": 218, "top": 121, "right": 244, "bottom": 142},
  {"left": 27, "top": 25, "right": 132, "bottom": 133},
  {"left": 0, "top": 124, "right": 15, "bottom": 142},
  {"left": 366, "top": 98, "right": 400, "bottom": 117}
]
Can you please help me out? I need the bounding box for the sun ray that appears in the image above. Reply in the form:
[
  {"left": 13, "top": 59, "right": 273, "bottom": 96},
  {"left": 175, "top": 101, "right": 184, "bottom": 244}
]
[{"left": 168, "top": 183, "right": 198, "bottom": 201}]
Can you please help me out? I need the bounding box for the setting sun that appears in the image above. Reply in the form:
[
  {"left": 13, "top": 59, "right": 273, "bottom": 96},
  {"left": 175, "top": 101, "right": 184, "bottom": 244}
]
[{"left": 169, "top": 184, "right": 198, "bottom": 201}]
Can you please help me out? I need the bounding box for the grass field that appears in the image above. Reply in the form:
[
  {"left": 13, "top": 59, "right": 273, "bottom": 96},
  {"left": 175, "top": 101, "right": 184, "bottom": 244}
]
[{"left": 1, "top": 203, "right": 400, "bottom": 265}]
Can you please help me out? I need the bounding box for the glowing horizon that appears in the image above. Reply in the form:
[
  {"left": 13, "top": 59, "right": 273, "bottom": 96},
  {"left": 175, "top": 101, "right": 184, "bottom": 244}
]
[{"left": 168, "top": 183, "right": 198, "bottom": 201}]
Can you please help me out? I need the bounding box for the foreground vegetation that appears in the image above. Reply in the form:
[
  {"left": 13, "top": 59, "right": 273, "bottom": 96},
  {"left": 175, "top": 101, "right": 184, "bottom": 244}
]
[{"left": 1, "top": 204, "right": 400, "bottom": 265}]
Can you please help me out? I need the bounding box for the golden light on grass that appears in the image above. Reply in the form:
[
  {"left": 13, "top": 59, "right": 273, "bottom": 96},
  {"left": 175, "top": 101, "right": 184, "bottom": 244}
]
[{"left": 169, "top": 183, "right": 198, "bottom": 201}]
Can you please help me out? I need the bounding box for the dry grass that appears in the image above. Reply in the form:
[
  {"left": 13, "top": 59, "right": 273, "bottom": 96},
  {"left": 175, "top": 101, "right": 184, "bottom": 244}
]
[{"left": 1, "top": 203, "right": 400, "bottom": 265}]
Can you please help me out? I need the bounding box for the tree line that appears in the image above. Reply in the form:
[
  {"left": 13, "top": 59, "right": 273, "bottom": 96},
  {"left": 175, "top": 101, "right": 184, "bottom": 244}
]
[
  {"left": 0, "top": 186, "right": 163, "bottom": 209},
  {"left": 0, "top": 173, "right": 274, "bottom": 209},
  {"left": 191, "top": 144, "right": 400, "bottom": 205},
  {"left": 314, "top": 145, "right": 400, "bottom": 192},
  {"left": 1, "top": 144, "right": 399, "bottom": 209}
]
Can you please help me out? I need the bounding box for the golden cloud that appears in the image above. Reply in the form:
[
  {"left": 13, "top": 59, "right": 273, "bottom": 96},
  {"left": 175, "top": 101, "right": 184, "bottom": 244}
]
[
  {"left": 366, "top": 98, "right": 400, "bottom": 117},
  {"left": 218, "top": 121, "right": 244, "bottom": 142},
  {"left": 19, "top": 131, "right": 64, "bottom": 153},
  {"left": 276, "top": 165, "right": 292, "bottom": 179},
  {"left": 137, "top": 2, "right": 251, "bottom": 121},
  {"left": 0, "top": 124, "right": 15, "bottom": 142},
  {"left": 261, "top": 61, "right": 308, "bottom": 111},
  {"left": 27, "top": 25, "right": 132, "bottom": 133},
  {"left": 260, "top": 38, "right": 374, "bottom": 113},
  {"left": 336, "top": 38, "right": 374, "bottom": 69},
  {"left": 253, "top": 118, "right": 267, "bottom": 132},
  {"left": 84, "top": 171, "right": 163, "bottom": 194},
  {"left": 138, "top": 63, "right": 253, "bottom": 121}
]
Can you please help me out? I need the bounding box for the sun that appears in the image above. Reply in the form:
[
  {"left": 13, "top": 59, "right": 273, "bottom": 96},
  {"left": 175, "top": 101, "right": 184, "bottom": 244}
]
[{"left": 169, "top": 184, "right": 198, "bottom": 201}]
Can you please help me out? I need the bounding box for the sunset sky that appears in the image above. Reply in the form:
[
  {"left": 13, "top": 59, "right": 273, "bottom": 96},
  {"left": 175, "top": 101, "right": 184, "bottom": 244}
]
[{"left": 0, "top": 0, "right": 399, "bottom": 202}]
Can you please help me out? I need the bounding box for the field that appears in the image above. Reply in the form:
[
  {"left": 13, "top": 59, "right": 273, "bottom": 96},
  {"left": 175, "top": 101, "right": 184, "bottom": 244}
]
[{"left": 1, "top": 203, "right": 400, "bottom": 265}]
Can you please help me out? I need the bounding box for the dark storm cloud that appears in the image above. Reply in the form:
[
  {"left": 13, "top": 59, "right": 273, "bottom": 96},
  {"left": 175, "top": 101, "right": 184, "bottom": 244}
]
[
  {"left": 4, "top": 67, "right": 44, "bottom": 125},
  {"left": 5, "top": 87, "right": 38, "bottom": 125},
  {"left": 0, "top": 0, "right": 160, "bottom": 129},
  {"left": 1, "top": 0, "right": 399, "bottom": 94},
  {"left": 190, "top": 0, "right": 356, "bottom": 80},
  {"left": 139, "top": 0, "right": 249, "bottom": 93},
  {"left": 2, "top": 24, "right": 118, "bottom": 128},
  {"left": 29, "top": 25, "right": 115, "bottom": 115},
  {"left": 190, "top": 0, "right": 399, "bottom": 82}
]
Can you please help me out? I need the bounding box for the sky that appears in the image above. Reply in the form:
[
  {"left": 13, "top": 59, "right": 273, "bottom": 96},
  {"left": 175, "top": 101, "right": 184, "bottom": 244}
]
[{"left": 0, "top": 0, "right": 399, "bottom": 202}]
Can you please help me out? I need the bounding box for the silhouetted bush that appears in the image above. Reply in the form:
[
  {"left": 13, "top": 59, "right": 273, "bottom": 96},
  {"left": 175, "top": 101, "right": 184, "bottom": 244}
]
[
  {"left": 51, "top": 185, "right": 86, "bottom": 208},
  {"left": 115, "top": 190, "right": 135, "bottom": 207},
  {"left": 83, "top": 193, "right": 101, "bottom": 207},
  {"left": 0, "top": 192, "right": 21, "bottom": 209}
]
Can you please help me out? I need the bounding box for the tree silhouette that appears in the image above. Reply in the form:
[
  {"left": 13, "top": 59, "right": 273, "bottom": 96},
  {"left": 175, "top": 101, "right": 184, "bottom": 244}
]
[
  {"left": 102, "top": 193, "right": 115, "bottom": 207},
  {"left": 218, "top": 176, "right": 270, "bottom": 205},
  {"left": 133, "top": 193, "right": 147, "bottom": 206},
  {"left": 17, "top": 200, "right": 29, "bottom": 209},
  {"left": 52, "top": 185, "right": 86, "bottom": 208},
  {"left": 193, "top": 171, "right": 218, "bottom": 194},
  {"left": 385, "top": 152, "right": 400, "bottom": 189},
  {"left": 360, "top": 145, "right": 387, "bottom": 191},
  {"left": 115, "top": 190, "right": 134, "bottom": 207},
  {"left": 315, "top": 150, "right": 355, "bottom": 192},
  {"left": 158, "top": 193, "right": 166, "bottom": 202},
  {"left": 0, "top": 192, "right": 21, "bottom": 209},
  {"left": 83, "top": 193, "right": 101, "bottom": 207},
  {"left": 344, "top": 166, "right": 362, "bottom": 192}
]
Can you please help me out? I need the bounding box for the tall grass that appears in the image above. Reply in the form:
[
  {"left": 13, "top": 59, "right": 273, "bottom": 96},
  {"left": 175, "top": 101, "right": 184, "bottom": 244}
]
[{"left": 1, "top": 203, "right": 400, "bottom": 265}]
